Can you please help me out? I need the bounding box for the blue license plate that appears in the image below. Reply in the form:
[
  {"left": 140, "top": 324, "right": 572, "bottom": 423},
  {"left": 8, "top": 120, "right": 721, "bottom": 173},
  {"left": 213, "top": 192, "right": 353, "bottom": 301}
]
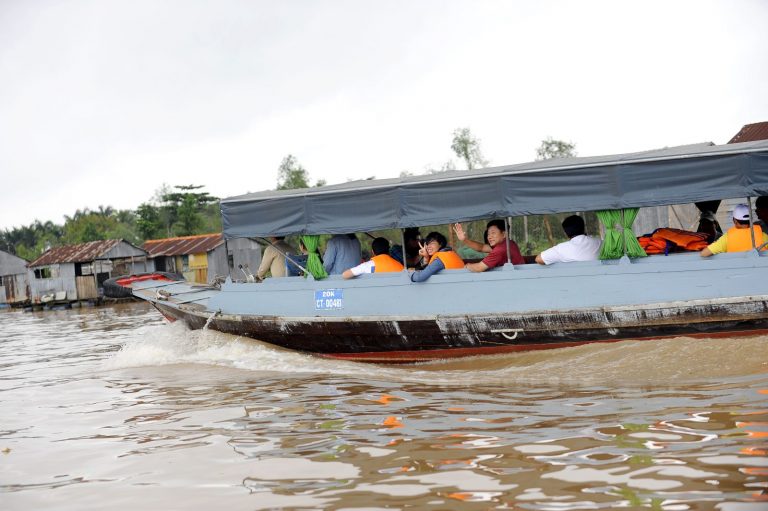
[{"left": 315, "top": 289, "right": 343, "bottom": 310}]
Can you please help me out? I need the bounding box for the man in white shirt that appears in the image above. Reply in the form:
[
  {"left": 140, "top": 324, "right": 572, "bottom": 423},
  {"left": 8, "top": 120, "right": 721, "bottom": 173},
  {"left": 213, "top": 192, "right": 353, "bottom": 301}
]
[{"left": 535, "top": 215, "right": 601, "bottom": 265}]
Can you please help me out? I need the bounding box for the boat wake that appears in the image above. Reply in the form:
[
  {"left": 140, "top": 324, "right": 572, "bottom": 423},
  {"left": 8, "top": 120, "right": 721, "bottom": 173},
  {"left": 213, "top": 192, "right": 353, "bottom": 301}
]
[{"left": 103, "top": 321, "right": 768, "bottom": 385}]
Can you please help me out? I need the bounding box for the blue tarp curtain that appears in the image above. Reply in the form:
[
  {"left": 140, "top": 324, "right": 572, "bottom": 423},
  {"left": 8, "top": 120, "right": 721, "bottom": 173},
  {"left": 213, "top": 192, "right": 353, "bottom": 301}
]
[{"left": 221, "top": 141, "right": 768, "bottom": 238}]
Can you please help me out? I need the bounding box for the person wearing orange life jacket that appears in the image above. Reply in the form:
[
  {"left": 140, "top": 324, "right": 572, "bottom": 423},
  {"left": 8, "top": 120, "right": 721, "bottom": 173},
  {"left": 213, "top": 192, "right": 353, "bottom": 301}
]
[
  {"left": 410, "top": 232, "right": 464, "bottom": 282},
  {"left": 343, "top": 237, "right": 404, "bottom": 279},
  {"left": 700, "top": 204, "right": 768, "bottom": 257}
]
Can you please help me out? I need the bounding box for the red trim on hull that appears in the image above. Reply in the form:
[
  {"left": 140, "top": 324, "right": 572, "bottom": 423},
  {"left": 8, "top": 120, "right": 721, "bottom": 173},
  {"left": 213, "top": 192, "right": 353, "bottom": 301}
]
[
  {"left": 318, "top": 328, "right": 768, "bottom": 363},
  {"left": 151, "top": 304, "right": 177, "bottom": 322},
  {"left": 117, "top": 273, "right": 173, "bottom": 286}
]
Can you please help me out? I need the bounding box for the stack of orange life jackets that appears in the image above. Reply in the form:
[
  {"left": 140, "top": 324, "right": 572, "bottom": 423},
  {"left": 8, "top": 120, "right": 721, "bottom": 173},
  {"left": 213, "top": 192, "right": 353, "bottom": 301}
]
[{"left": 637, "top": 228, "right": 710, "bottom": 255}]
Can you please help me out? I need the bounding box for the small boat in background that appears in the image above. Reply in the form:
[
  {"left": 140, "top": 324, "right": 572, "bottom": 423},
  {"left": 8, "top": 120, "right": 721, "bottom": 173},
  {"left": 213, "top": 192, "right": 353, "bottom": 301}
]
[{"left": 113, "top": 140, "right": 768, "bottom": 362}]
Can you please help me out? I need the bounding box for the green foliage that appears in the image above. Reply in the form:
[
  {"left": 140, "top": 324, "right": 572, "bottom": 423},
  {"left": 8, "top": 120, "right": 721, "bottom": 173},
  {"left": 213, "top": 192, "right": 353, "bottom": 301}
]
[
  {"left": 536, "top": 137, "right": 576, "bottom": 160},
  {"left": 451, "top": 127, "right": 487, "bottom": 170},
  {"left": 136, "top": 203, "right": 164, "bottom": 240},
  {"left": 0, "top": 184, "right": 220, "bottom": 260},
  {"left": 62, "top": 207, "right": 139, "bottom": 245},
  {"left": 277, "top": 155, "right": 310, "bottom": 190},
  {"left": 159, "top": 184, "right": 218, "bottom": 237},
  {"left": 0, "top": 220, "right": 63, "bottom": 260},
  {"left": 275, "top": 154, "right": 326, "bottom": 189}
]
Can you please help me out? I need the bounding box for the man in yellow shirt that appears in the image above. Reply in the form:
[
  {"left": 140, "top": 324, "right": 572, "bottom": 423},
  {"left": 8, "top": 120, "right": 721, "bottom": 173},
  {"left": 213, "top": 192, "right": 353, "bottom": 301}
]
[{"left": 701, "top": 204, "right": 768, "bottom": 257}]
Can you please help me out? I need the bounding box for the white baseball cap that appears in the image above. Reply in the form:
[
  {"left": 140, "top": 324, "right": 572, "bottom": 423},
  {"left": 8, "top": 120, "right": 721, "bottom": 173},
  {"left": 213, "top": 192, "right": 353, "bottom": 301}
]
[{"left": 732, "top": 204, "right": 750, "bottom": 221}]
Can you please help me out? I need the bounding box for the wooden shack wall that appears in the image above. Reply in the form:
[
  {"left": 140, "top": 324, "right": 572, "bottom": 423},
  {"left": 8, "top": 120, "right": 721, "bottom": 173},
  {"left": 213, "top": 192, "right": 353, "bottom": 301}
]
[
  {"left": 0, "top": 273, "right": 29, "bottom": 304},
  {"left": 206, "top": 245, "right": 228, "bottom": 283},
  {"left": 28, "top": 263, "right": 77, "bottom": 302},
  {"left": 226, "top": 238, "right": 262, "bottom": 281}
]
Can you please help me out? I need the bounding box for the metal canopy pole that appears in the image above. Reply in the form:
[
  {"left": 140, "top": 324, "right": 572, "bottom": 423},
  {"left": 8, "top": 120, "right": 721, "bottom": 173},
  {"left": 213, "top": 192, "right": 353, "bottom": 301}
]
[
  {"left": 401, "top": 228, "right": 408, "bottom": 273},
  {"left": 224, "top": 238, "right": 232, "bottom": 279},
  {"left": 748, "top": 197, "right": 757, "bottom": 249},
  {"left": 505, "top": 217, "right": 512, "bottom": 264}
]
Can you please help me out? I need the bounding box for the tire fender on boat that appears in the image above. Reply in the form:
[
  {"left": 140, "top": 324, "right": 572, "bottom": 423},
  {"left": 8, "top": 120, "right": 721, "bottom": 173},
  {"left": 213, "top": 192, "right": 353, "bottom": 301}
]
[{"left": 102, "top": 272, "right": 184, "bottom": 298}]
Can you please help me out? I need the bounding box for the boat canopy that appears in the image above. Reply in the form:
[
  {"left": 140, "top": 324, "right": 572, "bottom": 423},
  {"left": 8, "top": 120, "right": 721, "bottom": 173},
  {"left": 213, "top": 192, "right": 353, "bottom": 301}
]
[{"left": 221, "top": 140, "right": 768, "bottom": 238}]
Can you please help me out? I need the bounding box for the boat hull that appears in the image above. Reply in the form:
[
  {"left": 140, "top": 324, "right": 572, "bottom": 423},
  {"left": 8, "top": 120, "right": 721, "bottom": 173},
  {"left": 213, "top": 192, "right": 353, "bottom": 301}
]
[{"left": 152, "top": 296, "right": 768, "bottom": 363}]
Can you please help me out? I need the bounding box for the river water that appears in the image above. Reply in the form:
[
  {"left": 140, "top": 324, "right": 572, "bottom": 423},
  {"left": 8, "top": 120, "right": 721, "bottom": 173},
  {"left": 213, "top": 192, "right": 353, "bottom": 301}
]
[{"left": 1, "top": 302, "right": 767, "bottom": 510}]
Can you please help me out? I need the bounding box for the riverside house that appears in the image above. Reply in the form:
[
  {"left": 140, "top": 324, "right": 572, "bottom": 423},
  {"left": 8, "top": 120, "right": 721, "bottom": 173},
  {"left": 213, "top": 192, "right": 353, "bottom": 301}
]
[
  {"left": 142, "top": 233, "right": 261, "bottom": 284},
  {"left": 0, "top": 249, "right": 29, "bottom": 306},
  {"left": 26, "top": 239, "right": 151, "bottom": 304}
]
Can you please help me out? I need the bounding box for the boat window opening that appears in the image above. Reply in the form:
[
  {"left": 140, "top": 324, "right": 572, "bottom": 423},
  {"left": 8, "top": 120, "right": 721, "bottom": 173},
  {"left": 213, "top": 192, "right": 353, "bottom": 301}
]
[{"left": 507, "top": 212, "right": 601, "bottom": 257}]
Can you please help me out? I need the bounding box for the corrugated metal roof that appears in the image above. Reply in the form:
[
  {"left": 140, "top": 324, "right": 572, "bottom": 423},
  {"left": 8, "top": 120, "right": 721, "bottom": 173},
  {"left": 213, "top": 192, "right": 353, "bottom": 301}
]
[
  {"left": 28, "top": 239, "right": 122, "bottom": 267},
  {"left": 729, "top": 122, "right": 768, "bottom": 143},
  {"left": 142, "top": 233, "right": 224, "bottom": 257}
]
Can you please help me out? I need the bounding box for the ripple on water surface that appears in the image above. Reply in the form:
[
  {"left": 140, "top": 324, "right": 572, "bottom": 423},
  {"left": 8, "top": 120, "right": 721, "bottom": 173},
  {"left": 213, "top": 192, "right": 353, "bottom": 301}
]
[{"left": 1, "top": 303, "right": 766, "bottom": 510}]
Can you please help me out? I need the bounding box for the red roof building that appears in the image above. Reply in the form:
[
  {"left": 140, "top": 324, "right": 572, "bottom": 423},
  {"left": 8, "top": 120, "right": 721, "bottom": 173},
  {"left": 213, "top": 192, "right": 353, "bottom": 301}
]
[{"left": 728, "top": 122, "right": 768, "bottom": 144}]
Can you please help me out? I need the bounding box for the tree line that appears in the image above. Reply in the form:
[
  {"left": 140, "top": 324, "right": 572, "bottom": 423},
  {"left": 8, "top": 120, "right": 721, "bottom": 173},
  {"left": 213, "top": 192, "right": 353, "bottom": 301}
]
[
  {"left": 1, "top": 185, "right": 221, "bottom": 260},
  {"left": 1, "top": 130, "right": 577, "bottom": 260}
]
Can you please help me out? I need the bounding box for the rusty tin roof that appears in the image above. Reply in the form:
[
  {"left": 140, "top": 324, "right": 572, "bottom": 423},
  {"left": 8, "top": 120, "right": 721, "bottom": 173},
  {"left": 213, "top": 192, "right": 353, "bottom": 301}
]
[
  {"left": 729, "top": 122, "right": 768, "bottom": 143},
  {"left": 28, "top": 239, "right": 123, "bottom": 267},
  {"left": 142, "top": 233, "right": 224, "bottom": 257}
]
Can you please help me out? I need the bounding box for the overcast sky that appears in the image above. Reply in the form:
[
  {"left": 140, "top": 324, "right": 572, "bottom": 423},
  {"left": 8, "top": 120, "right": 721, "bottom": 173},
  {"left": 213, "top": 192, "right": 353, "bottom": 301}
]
[{"left": 1, "top": 0, "right": 767, "bottom": 230}]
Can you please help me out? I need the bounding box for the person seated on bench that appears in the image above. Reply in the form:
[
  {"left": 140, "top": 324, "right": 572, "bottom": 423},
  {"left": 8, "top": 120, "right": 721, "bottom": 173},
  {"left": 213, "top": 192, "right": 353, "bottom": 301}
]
[
  {"left": 701, "top": 204, "right": 768, "bottom": 257},
  {"left": 257, "top": 236, "right": 296, "bottom": 279},
  {"left": 343, "top": 237, "right": 404, "bottom": 279},
  {"left": 454, "top": 219, "right": 524, "bottom": 272},
  {"left": 410, "top": 232, "right": 464, "bottom": 282},
  {"left": 535, "top": 215, "right": 601, "bottom": 265}
]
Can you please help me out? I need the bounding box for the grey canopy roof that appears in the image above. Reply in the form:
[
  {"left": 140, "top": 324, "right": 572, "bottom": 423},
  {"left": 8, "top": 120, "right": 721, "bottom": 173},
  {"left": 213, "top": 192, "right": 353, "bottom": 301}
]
[{"left": 222, "top": 140, "right": 768, "bottom": 238}]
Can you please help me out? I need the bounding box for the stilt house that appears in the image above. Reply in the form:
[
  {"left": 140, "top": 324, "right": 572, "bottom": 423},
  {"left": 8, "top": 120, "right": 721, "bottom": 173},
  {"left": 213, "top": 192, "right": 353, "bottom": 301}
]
[
  {"left": 26, "top": 239, "right": 151, "bottom": 303},
  {"left": 0, "top": 250, "right": 29, "bottom": 306},
  {"left": 142, "top": 234, "right": 261, "bottom": 284}
]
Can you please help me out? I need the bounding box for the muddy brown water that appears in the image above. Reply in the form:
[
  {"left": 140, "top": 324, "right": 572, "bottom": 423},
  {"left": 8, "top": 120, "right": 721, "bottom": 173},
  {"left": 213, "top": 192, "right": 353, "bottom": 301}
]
[{"left": 1, "top": 302, "right": 767, "bottom": 510}]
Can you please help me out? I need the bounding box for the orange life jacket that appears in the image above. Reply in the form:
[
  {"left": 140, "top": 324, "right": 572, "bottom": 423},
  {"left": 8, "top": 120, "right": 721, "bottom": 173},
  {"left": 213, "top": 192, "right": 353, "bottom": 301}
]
[
  {"left": 371, "top": 254, "right": 405, "bottom": 273},
  {"left": 726, "top": 225, "right": 763, "bottom": 252},
  {"left": 429, "top": 250, "right": 464, "bottom": 269},
  {"left": 652, "top": 228, "right": 709, "bottom": 251},
  {"left": 638, "top": 236, "right": 667, "bottom": 254},
  {"left": 637, "top": 228, "right": 710, "bottom": 255}
]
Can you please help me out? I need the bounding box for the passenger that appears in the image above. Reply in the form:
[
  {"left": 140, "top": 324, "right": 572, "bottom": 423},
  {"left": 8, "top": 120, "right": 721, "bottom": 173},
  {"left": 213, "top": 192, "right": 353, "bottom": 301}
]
[
  {"left": 755, "top": 196, "right": 768, "bottom": 230},
  {"left": 696, "top": 211, "right": 723, "bottom": 243},
  {"left": 298, "top": 236, "right": 328, "bottom": 279},
  {"left": 410, "top": 232, "right": 464, "bottom": 282},
  {"left": 535, "top": 215, "right": 601, "bottom": 265},
  {"left": 343, "top": 237, "right": 404, "bottom": 279},
  {"left": 256, "top": 236, "right": 296, "bottom": 279},
  {"left": 390, "top": 227, "right": 424, "bottom": 269},
  {"left": 323, "top": 233, "right": 362, "bottom": 275},
  {"left": 700, "top": 204, "right": 768, "bottom": 257},
  {"left": 454, "top": 219, "right": 524, "bottom": 272}
]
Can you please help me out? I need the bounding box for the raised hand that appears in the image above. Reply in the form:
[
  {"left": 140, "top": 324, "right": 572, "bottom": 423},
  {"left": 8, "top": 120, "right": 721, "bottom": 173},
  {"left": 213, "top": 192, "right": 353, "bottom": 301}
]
[
  {"left": 418, "top": 241, "right": 429, "bottom": 258},
  {"left": 453, "top": 223, "right": 466, "bottom": 241}
]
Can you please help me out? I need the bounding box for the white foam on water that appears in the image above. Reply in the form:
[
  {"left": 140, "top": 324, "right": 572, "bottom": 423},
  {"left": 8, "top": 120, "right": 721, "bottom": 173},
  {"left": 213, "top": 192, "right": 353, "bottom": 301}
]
[
  {"left": 102, "top": 321, "right": 768, "bottom": 385},
  {"left": 102, "top": 321, "right": 373, "bottom": 377}
]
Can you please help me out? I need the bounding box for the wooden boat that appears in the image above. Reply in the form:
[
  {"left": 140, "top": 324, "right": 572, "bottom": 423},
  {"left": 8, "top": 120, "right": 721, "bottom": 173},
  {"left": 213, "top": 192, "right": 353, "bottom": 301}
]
[{"left": 119, "top": 140, "right": 768, "bottom": 362}]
